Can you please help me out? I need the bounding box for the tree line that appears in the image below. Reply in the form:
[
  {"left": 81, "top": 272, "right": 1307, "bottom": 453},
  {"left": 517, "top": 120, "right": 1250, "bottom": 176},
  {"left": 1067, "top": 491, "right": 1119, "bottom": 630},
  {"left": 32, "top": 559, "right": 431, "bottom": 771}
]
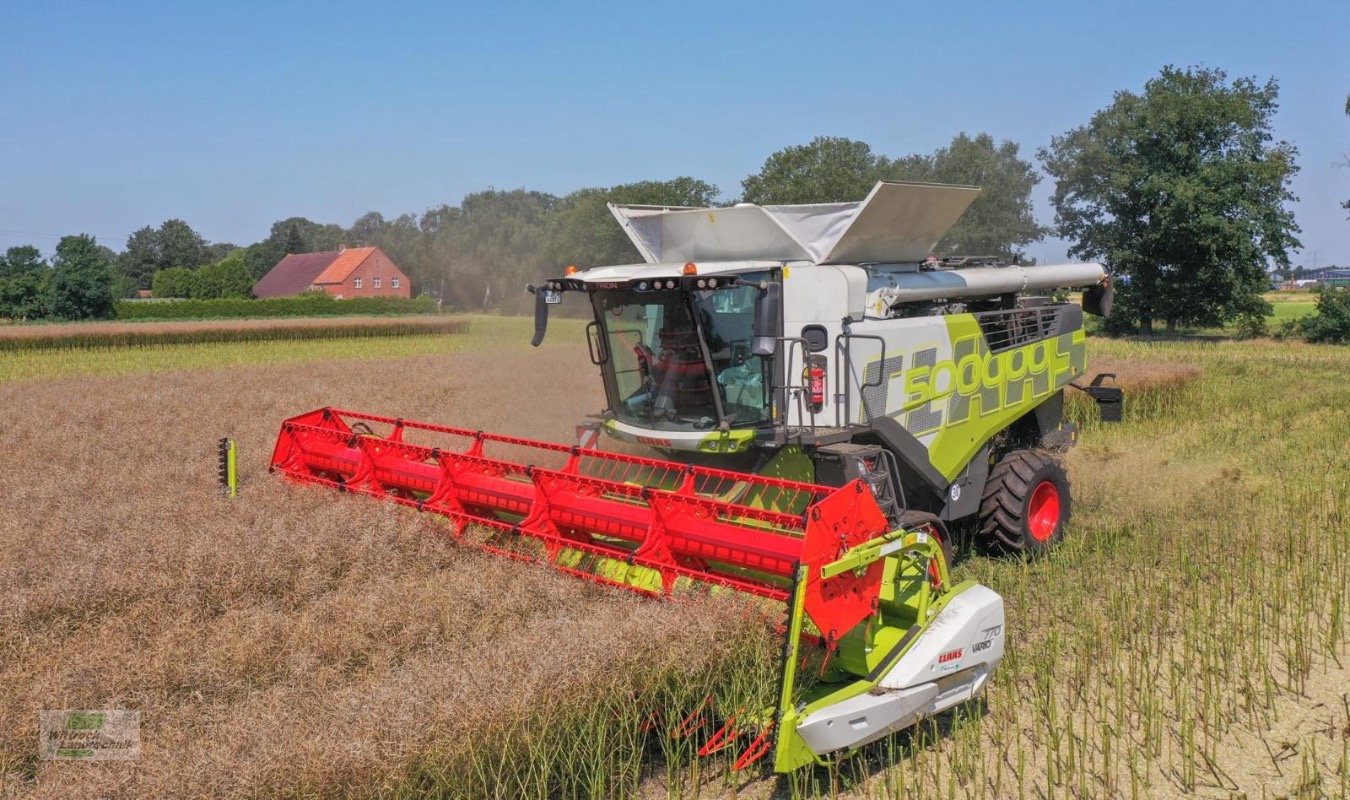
[{"left": 1, "top": 66, "right": 1328, "bottom": 336}]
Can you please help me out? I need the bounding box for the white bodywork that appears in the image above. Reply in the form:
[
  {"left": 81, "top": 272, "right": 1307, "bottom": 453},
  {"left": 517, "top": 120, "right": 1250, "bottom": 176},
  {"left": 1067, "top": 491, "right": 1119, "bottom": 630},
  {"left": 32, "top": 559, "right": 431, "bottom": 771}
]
[
  {"left": 610, "top": 181, "right": 980, "bottom": 266},
  {"left": 862, "top": 262, "right": 1106, "bottom": 309},
  {"left": 571, "top": 181, "right": 1105, "bottom": 461},
  {"left": 795, "top": 584, "right": 1005, "bottom": 755},
  {"left": 572, "top": 258, "right": 1103, "bottom": 436}
]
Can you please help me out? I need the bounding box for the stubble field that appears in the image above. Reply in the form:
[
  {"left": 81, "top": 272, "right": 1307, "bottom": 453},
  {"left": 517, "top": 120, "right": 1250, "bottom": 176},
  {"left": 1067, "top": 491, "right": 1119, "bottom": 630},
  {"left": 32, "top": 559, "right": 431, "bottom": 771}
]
[{"left": 0, "top": 316, "right": 1346, "bottom": 799}]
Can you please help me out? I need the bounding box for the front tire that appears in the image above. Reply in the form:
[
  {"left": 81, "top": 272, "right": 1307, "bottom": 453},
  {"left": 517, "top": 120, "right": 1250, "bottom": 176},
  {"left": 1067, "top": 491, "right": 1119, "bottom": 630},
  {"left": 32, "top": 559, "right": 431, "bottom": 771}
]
[{"left": 977, "top": 450, "right": 1070, "bottom": 557}]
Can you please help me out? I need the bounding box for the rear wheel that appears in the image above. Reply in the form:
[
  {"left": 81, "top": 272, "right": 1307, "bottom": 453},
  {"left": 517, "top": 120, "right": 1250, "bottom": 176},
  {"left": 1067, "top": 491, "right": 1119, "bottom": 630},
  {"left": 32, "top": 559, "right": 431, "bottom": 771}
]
[{"left": 977, "top": 450, "right": 1070, "bottom": 557}]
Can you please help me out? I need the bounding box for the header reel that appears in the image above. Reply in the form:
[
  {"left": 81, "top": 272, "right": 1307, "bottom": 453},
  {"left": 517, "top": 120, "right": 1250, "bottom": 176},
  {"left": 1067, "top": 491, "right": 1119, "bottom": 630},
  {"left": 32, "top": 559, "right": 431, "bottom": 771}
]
[{"left": 271, "top": 408, "right": 1004, "bottom": 772}]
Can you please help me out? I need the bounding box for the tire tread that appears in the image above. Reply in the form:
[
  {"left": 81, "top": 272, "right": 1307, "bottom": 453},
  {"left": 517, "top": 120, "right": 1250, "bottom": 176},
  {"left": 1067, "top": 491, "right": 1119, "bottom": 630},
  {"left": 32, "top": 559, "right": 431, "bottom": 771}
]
[{"left": 977, "top": 449, "right": 1070, "bottom": 556}]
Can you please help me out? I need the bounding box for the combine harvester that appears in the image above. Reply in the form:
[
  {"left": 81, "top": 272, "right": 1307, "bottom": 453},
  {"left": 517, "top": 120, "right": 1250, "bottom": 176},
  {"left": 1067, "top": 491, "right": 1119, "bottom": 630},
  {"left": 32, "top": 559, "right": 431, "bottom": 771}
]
[{"left": 271, "top": 182, "right": 1119, "bottom": 773}]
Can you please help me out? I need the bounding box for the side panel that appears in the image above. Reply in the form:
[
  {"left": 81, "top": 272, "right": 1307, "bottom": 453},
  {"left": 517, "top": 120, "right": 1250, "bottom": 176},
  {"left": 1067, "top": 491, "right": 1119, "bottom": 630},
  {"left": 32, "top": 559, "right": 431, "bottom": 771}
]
[
  {"left": 780, "top": 266, "right": 859, "bottom": 427},
  {"left": 843, "top": 311, "right": 1086, "bottom": 483}
]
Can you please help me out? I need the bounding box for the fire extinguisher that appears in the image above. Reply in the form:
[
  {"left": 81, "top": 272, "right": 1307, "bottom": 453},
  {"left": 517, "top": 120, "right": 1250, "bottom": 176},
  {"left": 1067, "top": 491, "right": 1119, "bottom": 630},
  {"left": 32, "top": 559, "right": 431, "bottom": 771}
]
[{"left": 804, "top": 355, "right": 826, "bottom": 414}]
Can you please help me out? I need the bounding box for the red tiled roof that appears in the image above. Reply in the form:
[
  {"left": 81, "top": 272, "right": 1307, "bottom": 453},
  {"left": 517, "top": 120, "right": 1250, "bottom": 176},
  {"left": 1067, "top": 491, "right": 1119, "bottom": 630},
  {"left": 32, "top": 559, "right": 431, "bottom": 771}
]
[
  {"left": 313, "top": 246, "right": 376, "bottom": 285},
  {"left": 252, "top": 251, "right": 342, "bottom": 298}
]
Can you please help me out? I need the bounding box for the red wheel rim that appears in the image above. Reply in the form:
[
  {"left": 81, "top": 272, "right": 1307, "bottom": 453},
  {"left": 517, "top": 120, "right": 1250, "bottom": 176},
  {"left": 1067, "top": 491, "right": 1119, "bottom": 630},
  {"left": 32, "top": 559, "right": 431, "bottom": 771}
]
[{"left": 1027, "top": 481, "right": 1061, "bottom": 542}]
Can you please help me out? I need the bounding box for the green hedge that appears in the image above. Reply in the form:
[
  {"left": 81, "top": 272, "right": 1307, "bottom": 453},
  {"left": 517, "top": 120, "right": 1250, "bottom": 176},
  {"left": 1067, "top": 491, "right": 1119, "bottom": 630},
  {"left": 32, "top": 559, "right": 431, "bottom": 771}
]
[{"left": 115, "top": 294, "right": 440, "bottom": 320}]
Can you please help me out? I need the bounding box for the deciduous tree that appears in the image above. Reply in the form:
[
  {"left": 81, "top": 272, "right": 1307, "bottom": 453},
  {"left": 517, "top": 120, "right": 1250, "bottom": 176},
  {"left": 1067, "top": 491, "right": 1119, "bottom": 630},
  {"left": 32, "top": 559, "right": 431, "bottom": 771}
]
[
  {"left": 0, "top": 271, "right": 51, "bottom": 319},
  {"left": 192, "top": 252, "right": 254, "bottom": 299},
  {"left": 0, "top": 245, "right": 47, "bottom": 279},
  {"left": 51, "top": 234, "right": 115, "bottom": 320},
  {"left": 119, "top": 220, "right": 212, "bottom": 290},
  {"left": 419, "top": 189, "right": 560, "bottom": 310},
  {"left": 549, "top": 177, "right": 720, "bottom": 269},
  {"left": 151, "top": 267, "right": 195, "bottom": 298},
  {"left": 741, "top": 137, "right": 883, "bottom": 205},
  {"left": 1040, "top": 66, "right": 1300, "bottom": 334},
  {"left": 744, "top": 135, "right": 1044, "bottom": 260},
  {"left": 242, "top": 217, "right": 346, "bottom": 279},
  {"left": 894, "top": 133, "right": 1046, "bottom": 260}
]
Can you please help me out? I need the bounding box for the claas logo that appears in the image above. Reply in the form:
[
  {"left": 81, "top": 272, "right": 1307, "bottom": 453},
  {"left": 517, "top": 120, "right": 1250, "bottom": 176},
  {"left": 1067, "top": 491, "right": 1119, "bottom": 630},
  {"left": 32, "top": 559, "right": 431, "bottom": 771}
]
[{"left": 938, "top": 649, "right": 962, "bottom": 664}]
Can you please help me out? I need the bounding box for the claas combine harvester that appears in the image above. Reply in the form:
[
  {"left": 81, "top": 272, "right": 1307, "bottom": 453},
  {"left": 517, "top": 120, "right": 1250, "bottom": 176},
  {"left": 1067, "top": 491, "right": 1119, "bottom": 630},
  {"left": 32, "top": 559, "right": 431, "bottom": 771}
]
[{"left": 270, "top": 182, "right": 1120, "bottom": 773}]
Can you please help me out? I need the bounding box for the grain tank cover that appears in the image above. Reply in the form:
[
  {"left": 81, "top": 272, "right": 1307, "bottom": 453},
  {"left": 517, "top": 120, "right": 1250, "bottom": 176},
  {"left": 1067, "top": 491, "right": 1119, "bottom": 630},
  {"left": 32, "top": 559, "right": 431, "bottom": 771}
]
[{"left": 609, "top": 181, "right": 981, "bottom": 266}]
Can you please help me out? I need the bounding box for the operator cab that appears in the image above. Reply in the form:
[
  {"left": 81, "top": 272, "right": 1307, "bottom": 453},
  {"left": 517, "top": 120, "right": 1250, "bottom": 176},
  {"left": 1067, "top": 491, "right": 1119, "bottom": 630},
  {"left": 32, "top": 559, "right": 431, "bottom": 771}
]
[{"left": 591, "top": 277, "right": 771, "bottom": 433}]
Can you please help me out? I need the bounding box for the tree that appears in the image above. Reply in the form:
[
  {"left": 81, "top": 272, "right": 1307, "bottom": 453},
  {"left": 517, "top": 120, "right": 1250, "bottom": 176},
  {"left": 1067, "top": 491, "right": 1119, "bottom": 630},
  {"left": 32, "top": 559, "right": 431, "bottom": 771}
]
[
  {"left": 191, "top": 252, "right": 254, "bottom": 299},
  {"left": 419, "top": 189, "right": 560, "bottom": 310},
  {"left": 344, "top": 211, "right": 425, "bottom": 292},
  {"left": 0, "top": 245, "right": 47, "bottom": 279},
  {"left": 151, "top": 267, "right": 195, "bottom": 298},
  {"left": 0, "top": 272, "right": 50, "bottom": 319},
  {"left": 205, "top": 241, "right": 238, "bottom": 262},
  {"left": 242, "top": 217, "right": 346, "bottom": 279},
  {"left": 51, "top": 234, "right": 115, "bottom": 320},
  {"left": 283, "top": 223, "right": 305, "bottom": 255},
  {"left": 157, "top": 219, "right": 208, "bottom": 269},
  {"left": 549, "top": 177, "right": 720, "bottom": 268},
  {"left": 120, "top": 226, "right": 162, "bottom": 289},
  {"left": 1300, "top": 285, "right": 1350, "bottom": 344},
  {"left": 742, "top": 136, "right": 884, "bottom": 204},
  {"left": 1040, "top": 66, "right": 1300, "bottom": 334},
  {"left": 348, "top": 211, "right": 387, "bottom": 244},
  {"left": 893, "top": 133, "right": 1046, "bottom": 260},
  {"left": 742, "top": 135, "right": 1043, "bottom": 259},
  {"left": 119, "top": 220, "right": 211, "bottom": 290}
]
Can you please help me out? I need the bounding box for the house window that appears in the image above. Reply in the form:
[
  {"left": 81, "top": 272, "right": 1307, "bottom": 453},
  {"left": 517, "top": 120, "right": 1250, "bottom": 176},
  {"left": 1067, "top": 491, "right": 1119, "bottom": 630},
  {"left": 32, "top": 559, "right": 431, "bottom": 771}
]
[
  {"left": 373, "top": 277, "right": 382, "bottom": 289},
  {"left": 354, "top": 278, "right": 363, "bottom": 289},
  {"left": 391, "top": 277, "right": 400, "bottom": 289}
]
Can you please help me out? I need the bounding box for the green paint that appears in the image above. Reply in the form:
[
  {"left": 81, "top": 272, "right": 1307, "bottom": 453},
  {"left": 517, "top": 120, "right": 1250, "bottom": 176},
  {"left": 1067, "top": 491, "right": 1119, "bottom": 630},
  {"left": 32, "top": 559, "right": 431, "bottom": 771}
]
[
  {"left": 697, "top": 428, "right": 755, "bottom": 454},
  {"left": 552, "top": 547, "right": 666, "bottom": 593},
  {"left": 916, "top": 315, "right": 1084, "bottom": 480},
  {"left": 219, "top": 438, "right": 238, "bottom": 498},
  {"left": 64, "top": 712, "right": 105, "bottom": 731},
  {"left": 770, "top": 528, "right": 960, "bottom": 772}
]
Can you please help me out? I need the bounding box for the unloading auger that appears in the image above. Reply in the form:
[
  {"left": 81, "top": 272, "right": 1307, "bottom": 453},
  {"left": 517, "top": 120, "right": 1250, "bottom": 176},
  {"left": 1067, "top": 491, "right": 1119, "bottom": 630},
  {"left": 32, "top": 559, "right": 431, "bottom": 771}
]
[{"left": 270, "top": 407, "right": 1004, "bottom": 772}]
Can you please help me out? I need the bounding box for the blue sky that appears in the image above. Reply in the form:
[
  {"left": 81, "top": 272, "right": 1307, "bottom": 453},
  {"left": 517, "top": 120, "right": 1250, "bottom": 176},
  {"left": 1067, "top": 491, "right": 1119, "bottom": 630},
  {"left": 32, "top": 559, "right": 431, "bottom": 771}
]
[{"left": 2, "top": 0, "right": 1346, "bottom": 266}]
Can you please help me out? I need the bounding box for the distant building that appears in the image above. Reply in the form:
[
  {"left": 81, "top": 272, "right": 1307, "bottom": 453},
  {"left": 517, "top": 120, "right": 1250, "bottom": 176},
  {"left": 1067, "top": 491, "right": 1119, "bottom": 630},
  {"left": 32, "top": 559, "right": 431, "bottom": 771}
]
[
  {"left": 1306, "top": 267, "right": 1350, "bottom": 288},
  {"left": 253, "top": 246, "right": 411, "bottom": 299}
]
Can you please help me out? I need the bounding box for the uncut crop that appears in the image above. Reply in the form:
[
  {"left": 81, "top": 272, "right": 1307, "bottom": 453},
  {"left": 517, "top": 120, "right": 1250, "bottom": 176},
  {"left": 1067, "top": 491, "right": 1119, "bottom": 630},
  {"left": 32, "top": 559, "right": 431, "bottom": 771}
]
[
  {"left": 0, "top": 332, "right": 776, "bottom": 799},
  {"left": 0, "top": 316, "right": 469, "bottom": 351}
]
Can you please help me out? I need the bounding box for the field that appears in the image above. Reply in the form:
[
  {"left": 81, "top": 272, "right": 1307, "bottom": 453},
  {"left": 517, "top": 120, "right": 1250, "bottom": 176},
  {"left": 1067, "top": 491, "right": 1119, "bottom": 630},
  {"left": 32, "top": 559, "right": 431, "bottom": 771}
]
[
  {"left": 1263, "top": 292, "right": 1320, "bottom": 325},
  {"left": 0, "top": 316, "right": 469, "bottom": 352},
  {"left": 0, "top": 317, "right": 1346, "bottom": 799}
]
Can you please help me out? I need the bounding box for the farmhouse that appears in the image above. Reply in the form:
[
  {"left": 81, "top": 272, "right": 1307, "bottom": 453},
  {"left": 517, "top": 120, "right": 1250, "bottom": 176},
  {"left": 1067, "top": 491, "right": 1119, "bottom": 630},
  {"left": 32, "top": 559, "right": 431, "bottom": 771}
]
[{"left": 253, "top": 246, "right": 411, "bottom": 299}]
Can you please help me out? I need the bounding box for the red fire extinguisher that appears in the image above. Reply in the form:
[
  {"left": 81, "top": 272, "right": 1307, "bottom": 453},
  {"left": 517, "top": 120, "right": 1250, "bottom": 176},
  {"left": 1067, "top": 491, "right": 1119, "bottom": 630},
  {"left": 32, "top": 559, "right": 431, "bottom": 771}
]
[{"left": 804, "top": 356, "right": 826, "bottom": 414}]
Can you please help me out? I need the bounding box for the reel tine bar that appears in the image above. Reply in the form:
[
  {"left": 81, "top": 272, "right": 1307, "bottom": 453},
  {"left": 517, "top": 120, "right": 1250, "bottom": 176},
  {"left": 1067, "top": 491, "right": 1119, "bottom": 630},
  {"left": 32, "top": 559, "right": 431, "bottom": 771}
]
[{"left": 270, "top": 407, "right": 857, "bottom": 601}]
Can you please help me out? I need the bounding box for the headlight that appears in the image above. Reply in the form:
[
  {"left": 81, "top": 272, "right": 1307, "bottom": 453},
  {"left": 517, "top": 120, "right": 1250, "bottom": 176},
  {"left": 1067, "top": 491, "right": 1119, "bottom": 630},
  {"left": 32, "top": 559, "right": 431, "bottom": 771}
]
[{"left": 637, "top": 281, "right": 648, "bottom": 290}]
